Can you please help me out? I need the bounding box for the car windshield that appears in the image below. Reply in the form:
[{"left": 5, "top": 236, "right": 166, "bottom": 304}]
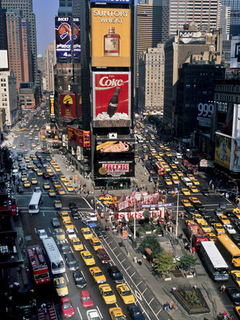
[
  {"left": 75, "top": 276, "right": 84, "bottom": 281},
  {"left": 63, "top": 303, "right": 72, "bottom": 309},
  {"left": 56, "top": 283, "right": 65, "bottom": 288},
  {"left": 103, "top": 291, "right": 114, "bottom": 296},
  {"left": 85, "top": 255, "right": 92, "bottom": 259},
  {"left": 95, "top": 272, "right": 103, "bottom": 276},
  {"left": 94, "top": 242, "right": 101, "bottom": 246},
  {"left": 82, "top": 296, "right": 91, "bottom": 301},
  {"left": 122, "top": 290, "right": 132, "bottom": 296}
]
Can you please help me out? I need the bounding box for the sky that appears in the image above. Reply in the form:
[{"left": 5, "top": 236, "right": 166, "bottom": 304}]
[{"left": 33, "top": 0, "right": 59, "bottom": 57}]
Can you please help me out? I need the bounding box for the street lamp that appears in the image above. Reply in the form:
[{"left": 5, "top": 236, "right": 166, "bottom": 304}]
[{"left": 175, "top": 185, "right": 180, "bottom": 239}]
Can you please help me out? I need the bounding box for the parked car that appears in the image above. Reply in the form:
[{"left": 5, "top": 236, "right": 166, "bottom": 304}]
[{"left": 51, "top": 217, "right": 60, "bottom": 227}]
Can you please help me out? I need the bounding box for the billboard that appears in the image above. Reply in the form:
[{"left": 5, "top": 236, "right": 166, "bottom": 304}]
[
  {"left": 231, "top": 138, "right": 240, "bottom": 172},
  {"left": 73, "top": 17, "right": 81, "bottom": 58},
  {"left": 179, "top": 31, "right": 206, "bottom": 45},
  {"left": 55, "top": 17, "right": 72, "bottom": 58},
  {"left": 197, "top": 102, "right": 214, "bottom": 127},
  {"left": 67, "top": 126, "right": 90, "bottom": 147},
  {"left": 93, "top": 72, "right": 131, "bottom": 128},
  {"left": 50, "top": 94, "right": 54, "bottom": 116},
  {"left": 91, "top": 8, "right": 131, "bottom": 67},
  {"left": 214, "top": 133, "right": 232, "bottom": 170},
  {"left": 60, "top": 93, "right": 76, "bottom": 118},
  {"left": 97, "top": 161, "right": 133, "bottom": 177},
  {"left": 91, "top": 0, "right": 130, "bottom": 2},
  {"left": 230, "top": 36, "right": 240, "bottom": 69},
  {"left": 96, "top": 140, "right": 134, "bottom": 153}
]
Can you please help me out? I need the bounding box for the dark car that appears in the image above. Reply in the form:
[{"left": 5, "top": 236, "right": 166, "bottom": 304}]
[
  {"left": 73, "top": 271, "right": 86, "bottom": 288},
  {"left": 232, "top": 234, "right": 240, "bottom": 247},
  {"left": 69, "top": 202, "right": 77, "bottom": 210},
  {"left": 51, "top": 217, "right": 60, "bottom": 227},
  {"left": 17, "top": 185, "right": 24, "bottom": 193},
  {"left": 59, "top": 243, "right": 71, "bottom": 254},
  {"left": 51, "top": 175, "right": 59, "bottom": 182},
  {"left": 226, "top": 287, "right": 240, "bottom": 305},
  {"left": 185, "top": 206, "right": 196, "bottom": 215},
  {"left": 43, "top": 172, "right": 50, "bottom": 179},
  {"left": 201, "top": 189, "right": 210, "bottom": 196},
  {"left": 95, "top": 227, "right": 107, "bottom": 239},
  {"left": 108, "top": 265, "right": 123, "bottom": 283},
  {"left": 64, "top": 253, "right": 79, "bottom": 271},
  {"left": 97, "top": 248, "right": 110, "bottom": 264},
  {"left": 194, "top": 203, "right": 205, "bottom": 211},
  {"left": 127, "top": 304, "right": 145, "bottom": 320},
  {"left": 201, "top": 211, "right": 211, "bottom": 219},
  {"left": 206, "top": 216, "right": 217, "bottom": 224},
  {"left": 219, "top": 202, "right": 227, "bottom": 210},
  {"left": 71, "top": 211, "right": 80, "bottom": 220}
]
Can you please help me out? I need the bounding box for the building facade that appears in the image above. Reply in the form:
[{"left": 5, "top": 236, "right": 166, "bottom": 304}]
[
  {"left": 45, "top": 43, "right": 56, "bottom": 93},
  {"left": 19, "top": 82, "right": 35, "bottom": 110},
  {"left": 220, "top": 0, "right": 240, "bottom": 37},
  {"left": 138, "top": 43, "right": 165, "bottom": 113}
]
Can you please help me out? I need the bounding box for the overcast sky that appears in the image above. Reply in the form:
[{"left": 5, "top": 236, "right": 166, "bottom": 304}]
[{"left": 33, "top": 0, "right": 59, "bottom": 56}]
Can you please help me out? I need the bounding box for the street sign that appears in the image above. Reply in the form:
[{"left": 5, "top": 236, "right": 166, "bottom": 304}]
[{"left": 140, "top": 203, "right": 174, "bottom": 209}]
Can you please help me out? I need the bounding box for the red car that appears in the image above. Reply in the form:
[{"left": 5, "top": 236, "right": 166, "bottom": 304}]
[
  {"left": 60, "top": 297, "right": 75, "bottom": 318},
  {"left": 79, "top": 290, "right": 94, "bottom": 308}
]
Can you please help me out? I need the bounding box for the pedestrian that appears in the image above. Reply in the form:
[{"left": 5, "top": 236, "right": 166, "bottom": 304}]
[
  {"left": 192, "top": 246, "right": 196, "bottom": 255},
  {"left": 137, "top": 259, "right": 142, "bottom": 266},
  {"left": 222, "top": 311, "right": 228, "bottom": 320},
  {"left": 220, "top": 285, "right": 226, "bottom": 293},
  {"left": 134, "top": 256, "right": 137, "bottom": 263},
  {"left": 169, "top": 301, "right": 174, "bottom": 309},
  {"left": 165, "top": 301, "right": 170, "bottom": 312},
  {"left": 173, "top": 303, "right": 178, "bottom": 311}
]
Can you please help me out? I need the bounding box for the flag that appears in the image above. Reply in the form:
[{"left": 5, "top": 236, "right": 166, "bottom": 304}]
[{"left": 173, "top": 191, "right": 176, "bottom": 198}]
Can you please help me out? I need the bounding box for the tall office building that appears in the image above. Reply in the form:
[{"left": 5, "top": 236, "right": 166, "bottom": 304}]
[
  {"left": 45, "top": 43, "right": 56, "bottom": 93},
  {"left": 135, "top": 0, "right": 167, "bottom": 89},
  {"left": 58, "top": 0, "right": 73, "bottom": 16},
  {"left": 0, "top": 0, "right": 7, "bottom": 50},
  {"left": 1, "top": 0, "right": 37, "bottom": 84},
  {"left": 219, "top": 4, "right": 231, "bottom": 40},
  {"left": 168, "top": 0, "right": 220, "bottom": 35},
  {"left": 220, "top": 0, "right": 240, "bottom": 37}
]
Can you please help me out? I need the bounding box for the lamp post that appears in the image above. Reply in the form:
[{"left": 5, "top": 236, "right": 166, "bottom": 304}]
[
  {"left": 175, "top": 186, "right": 179, "bottom": 239},
  {"left": 134, "top": 194, "right": 136, "bottom": 240}
]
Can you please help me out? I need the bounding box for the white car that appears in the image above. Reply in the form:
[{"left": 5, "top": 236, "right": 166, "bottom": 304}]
[
  {"left": 66, "top": 228, "right": 77, "bottom": 239},
  {"left": 224, "top": 224, "right": 237, "bottom": 234},
  {"left": 86, "top": 309, "right": 101, "bottom": 320},
  {"left": 38, "top": 229, "right": 48, "bottom": 239},
  {"left": 87, "top": 213, "right": 98, "bottom": 222}
]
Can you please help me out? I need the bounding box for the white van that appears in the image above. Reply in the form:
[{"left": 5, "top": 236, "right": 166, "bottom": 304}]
[
  {"left": 87, "top": 212, "right": 98, "bottom": 222},
  {"left": 176, "top": 153, "right": 183, "bottom": 159}
]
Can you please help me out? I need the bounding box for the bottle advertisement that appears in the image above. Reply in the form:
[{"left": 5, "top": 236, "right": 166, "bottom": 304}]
[
  {"left": 92, "top": 72, "right": 131, "bottom": 128},
  {"left": 91, "top": 8, "right": 131, "bottom": 67}
]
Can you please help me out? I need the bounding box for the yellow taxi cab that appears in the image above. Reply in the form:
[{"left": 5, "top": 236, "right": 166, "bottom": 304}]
[
  {"left": 31, "top": 143, "right": 36, "bottom": 148},
  {"left": 89, "top": 266, "right": 106, "bottom": 284},
  {"left": 218, "top": 215, "right": 230, "bottom": 225},
  {"left": 66, "top": 184, "right": 74, "bottom": 192},
  {"left": 198, "top": 221, "right": 212, "bottom": 233},
  {"left": 27, "top": 163, "right": 33, "bottom": 169},
  {"left": 60, "top": 212, "right": 71, "bottom": 221},
  {"left": 116, "top": 283, "right": 135, "bottom": 304},
  {"left": 63, "top": 219, "right": 74, "bottom": 229},
  {"left": 63, "top": 180, "right": 70, "bottom": 186},
  {"left": 24, "top": 157, "right": 30, "bottom": 163},
  {"left": 170, "top": 164, "right": 177, "bottom": 170},
  {"left": 24, "top": 181, "right": 31, "bottom": 188},
  {"left": 164, "top": 165, "right": 171, "bottom": 172},
  {"left": 50, "top": 160, "right": 57, "bottom": 165},
  {"left": 57, "top": 188, "right": 66, "bottom": 195},
  {"left": 165, "top": 178, "right": 172, "bottom": 186},
  {"left": 32, "top": 166, "right": 39, "bottom": 173},
  {"left": 54, "top": 228, "right": 66, "bottom": 241},
  {"left": 189, "top": 197, "right": 201, "bottom": 204},
  {"left": 43, "top": 183, "right": 51, "bottom": 190},
  {"left": 36, "top": 146, "right": 41, "bottom": 150},
  {"left": 90, "top": 237, "right": 103, "bottom": 251},
  {"left": 99, "top": 193, "right": 117, "bottom": 202},
  {"left": 189, "top": 185, "right": 199, "bottom": 193},
  {"left": 207, "top": 232, "right": 217, "bottom": 242},
  {"left": 36, "top": 170, "right": 43, "bottom": 176},
  {"left": 181, "top": 199, "right": 192, "bottom": 207},
  {"left": 213, "top": 223, "right": 225, "bottom": 235},
  {"left": 53, "top": 181, "right": 61, "bottom": 189},
  {"left": 99, "top": 284, "right": 117, "bottom": 304},
  {"left": 34, "top": 124, "right": 37, "bottom": 128},
  {"left": 176, "top": 171, "right": 184, "bottom": 177},
  {"left": 21, "top": 175, "right": 28, "bottom": 182},
  {"left": 181, "top": 188, "right": 190, "bottom": 196},
  {"left": 70, "top": 237, "right": 83, "bottom": 251},
  {"left": 187, "top": 174, "right": 195, "bottom": 181},
  {"left": 81, "top": 227, "right": 93, "bottom": 240},
  {"left": 192, "top": 179, "right": 200, "bottom": 185},
  {"left": 54, "top": 200, "right": 62, "bottom": 209},
  {"left": 193, "top": 213, "right": 205, "bottom": 225},
  {"left": 235, "top": 306, "right": 240, "bottom": 317},
  {"left": 231, "top": 270, "right": 240, "bottom": 288},
  {"left": 53, "top": 277, "right": 68, "bottom": 297},
  {"left": 109, "top": 307, "right": 126, "bottom": 320},
  {"left": 60, "top": 175, "right": 68, "bottom": 182},
  {"left": 55, "top": 166, "right": 61, "bottom": 172},
  {"left": 31, "top": 177, "right": 38, "bottom": 185},
  {"left": 172, "top": 177, "right": 180, "bottom": 185},
  {"left": 80, "top": 250, "right": 95, "bottom": 266},
  {"left": 48, "top": 189, "right": 56, "bottom": 197},
  {"left": 30, "top": 153, "right": 35, "bottom": 158},
  {"left": 233, "top": 208, "right": 240, "bottom": 219}
]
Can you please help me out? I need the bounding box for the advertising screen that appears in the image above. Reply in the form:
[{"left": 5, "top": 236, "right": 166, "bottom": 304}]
[
  {"left": 91, "top": 0, "right": 130, "bottom": 3},
  {"left": 197, "top": 102, "right": 214, "bottom": 128},
  {"left": 60, "top": 93, "right": 76, "bottom": 118},
  {"left": 93, "top": 72, "right": 131, "bottom": 128},
  {"left": 214, "top": 133, "right": 231, "bottom": 170},
  {"left": 230, "top": 36, "right": 240, "bottom": 69},
  {"left": 179, "top": 31, "right": 206, "bottom": 45},
  {"left": 55, "top": 17, "right": 72, "bottom": 58},
  {"left": 50, "top": 95, "right": 54, "bottom": 116},
  {"left": 73, "top": 17, "right": 81, "bottom": 58},
  {"left": 67, "top": 126, "right": 90, "bottom": 147},
  {"left": 91, "top": 8, "right": 131, "bottom": 67},
  {"left": 231, "top": 138, "right": 240, "bottom": 172},
  {"left": 96, "top": 139, "right": 134, "bottom": 153},
  {"left": 97, "top": 161, "right": 133, "bottom": 177}
]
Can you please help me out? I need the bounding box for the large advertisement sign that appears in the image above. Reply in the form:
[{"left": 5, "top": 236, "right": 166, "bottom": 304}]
[
  {"left": 117, "top": 210, "right": 165, "bottom": 221},
  {"left": 91, "top": 8, "right": 131, "bottom": 67},
  {"left": 55, "top": 17, "right": 72, "bottom": 58},
  {"left": 214, "top": 133, "right": 232, "bottom": 170},
  {"left": 97, "top": 161, "right": 133, "bottom": 177},
  {"left": 231, "top": 138, "right": 240, "bottom": 172},
  {"left": 60, "top": 93, "right": 76, "bottom": 118},
  {"left": 67, "top": 126, "right": 90, "bottom": 147},
  {"left": 96, "top": 140, "right": 134, "bottom": 153},
  {"left": 197, "top": 102, "right": 214, "bottom": 127},
  {"left": 230, "top": 36, "right": 240, "bottom": 69},
  {"left": 93, "top": 72, "right": 131, "bottom": 128},
  {"left": 50, "top": 94, "right": 55, "bottom": 116},
  {"left": 73, "top": 17, "right": 81, "bottom": 58},
  {"left": 91, "top": 0, "right": 130, "bottom": 3},
  {"left": 179, "top": 31, "right": 206, "bottom": 45}
]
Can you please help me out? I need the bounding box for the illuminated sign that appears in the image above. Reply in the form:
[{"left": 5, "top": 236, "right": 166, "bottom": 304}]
[
  {"left": 55, "top": 16, "right": 72, "bottom": 58},
  {"left": 67, "top": 126, "right": 90, "bottom": 147}
]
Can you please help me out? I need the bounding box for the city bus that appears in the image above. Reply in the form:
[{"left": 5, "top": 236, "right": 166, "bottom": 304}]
[
  {"left": 27, "top": 245, "right": 50, "bottom": 285},
  {"left": 42, "top": 237, "right": 65, "bottom": 275},
  {"left": 28, "top": 188, "right": 42, "bottom": 214},
  {"left": 216, "top": 234, "right": 240, "bottom": 267},
  {"left": 199, "top": 241, "right": 229, "bottom": 281}
]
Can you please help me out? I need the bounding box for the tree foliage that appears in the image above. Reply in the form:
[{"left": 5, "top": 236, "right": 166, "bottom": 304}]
[
  {"left": 154, "top": 252, "right": 176, "bottom": 275},
  {"left": 179, "top": 253, "right": 197, "bottom": 268},
  {"left": 138, "top": 236, "right": 163, "bottom": 258}
]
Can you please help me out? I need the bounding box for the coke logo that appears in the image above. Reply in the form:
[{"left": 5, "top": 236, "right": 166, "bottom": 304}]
[{"left": 99, "top": 76, "right": 124, "bottom": 87}]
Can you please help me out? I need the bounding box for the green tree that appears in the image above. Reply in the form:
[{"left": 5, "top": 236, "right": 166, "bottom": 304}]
[
  {"left": 154, "top": 252, "right": 176, "bottom": 275},
  {"left": 179, "top": 253, "right": 197, "bottom": 269},
  {"left": 138, "top": 236, "right": 163, "bottom": 258}
]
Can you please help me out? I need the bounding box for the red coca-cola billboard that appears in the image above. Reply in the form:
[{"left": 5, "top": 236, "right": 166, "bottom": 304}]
[{"left": 93, "top": 72, "right": 131, "bottom": 128}]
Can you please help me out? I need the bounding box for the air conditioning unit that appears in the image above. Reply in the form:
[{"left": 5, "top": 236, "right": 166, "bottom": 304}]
[{"left": 108, "top": 133, "right": 117, "bottom": 139}]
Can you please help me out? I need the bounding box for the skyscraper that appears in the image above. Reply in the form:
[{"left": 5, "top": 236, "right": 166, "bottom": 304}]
[
  {"left": 135, "top": 0, "right": 166, "bottom": 89},
  {"left": 1, "top": 0, "right": 37, "bottom": 84},
  {"left": 168, "top": 0, "right": 220, "bottom": 35},
  {"left": 45, "top": 43, "right": 56, "bottom": 92},
  {"left": 58, "top": 0, "right": 73, "bottom": 16},
  {"left": 220, "top": 0, "right": 240, "bottom": 37},
  {"left": 0, "top": 0, "right": 7, "bottom": 50}
]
